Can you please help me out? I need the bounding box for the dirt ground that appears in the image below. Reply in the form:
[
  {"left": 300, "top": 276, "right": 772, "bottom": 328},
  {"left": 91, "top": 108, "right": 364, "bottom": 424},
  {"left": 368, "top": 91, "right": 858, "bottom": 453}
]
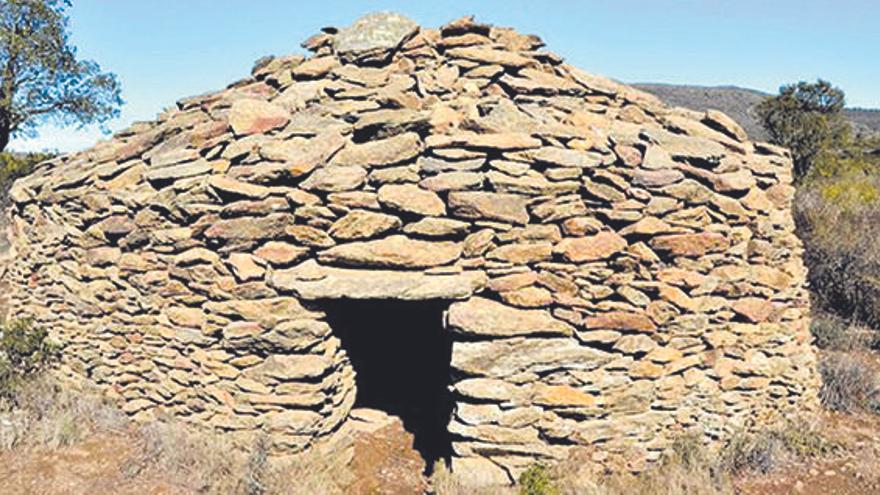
[
  {"left": 1, "top": 410, "right": 879, "bottom": 495},
  {"left": 0, "top": 432, "right": 183, "bottom": 495},
  {"left": 0, "top": 411, "right": 429, "bottom": 495},
  {"left": 736, "top": 412, "right": 880, "bottom": 495}
]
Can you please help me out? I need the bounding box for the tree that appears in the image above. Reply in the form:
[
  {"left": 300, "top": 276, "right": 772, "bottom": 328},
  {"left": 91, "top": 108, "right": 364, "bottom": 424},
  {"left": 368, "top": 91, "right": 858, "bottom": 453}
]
[
  {"left": 756, "top": 79, "right": 850, "bottom": 178},
  {"left": 0, "top": 0, "right": 121, "bottom": 152}
]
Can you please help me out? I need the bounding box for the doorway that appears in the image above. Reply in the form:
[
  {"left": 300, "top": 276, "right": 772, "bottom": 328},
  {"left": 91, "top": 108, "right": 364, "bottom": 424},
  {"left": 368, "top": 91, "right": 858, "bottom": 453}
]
[{"left": 321, "top": 299, "right": 456, "bottom": 468}]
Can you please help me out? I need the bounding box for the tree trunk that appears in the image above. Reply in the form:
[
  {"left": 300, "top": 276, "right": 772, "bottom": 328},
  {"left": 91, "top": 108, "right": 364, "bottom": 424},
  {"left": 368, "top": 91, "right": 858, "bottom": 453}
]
[
  {"left": 0, "top": 127, "right": 9, "bottom": 153},
  {"left": 0, "top": 114, "right": 10, "bottom": 153}
]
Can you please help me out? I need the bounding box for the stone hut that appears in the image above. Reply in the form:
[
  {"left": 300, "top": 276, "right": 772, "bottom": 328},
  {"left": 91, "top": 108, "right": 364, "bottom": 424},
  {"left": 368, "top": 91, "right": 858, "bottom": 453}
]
[{"left": 4, "top": 13, "right": 819, "bottom": 485}]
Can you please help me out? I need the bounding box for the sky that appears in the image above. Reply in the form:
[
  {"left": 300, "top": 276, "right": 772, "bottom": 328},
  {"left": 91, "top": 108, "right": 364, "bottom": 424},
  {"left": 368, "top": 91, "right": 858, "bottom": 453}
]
[{"left": 9, "top": 0, "right": 880, "bottom": 153}]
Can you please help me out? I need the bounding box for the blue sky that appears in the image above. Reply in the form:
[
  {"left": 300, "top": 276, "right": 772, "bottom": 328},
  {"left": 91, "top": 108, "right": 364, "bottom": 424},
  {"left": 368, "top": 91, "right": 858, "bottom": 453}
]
[{"left": 10, "top": 0, "right": 880, "bottom": 153}]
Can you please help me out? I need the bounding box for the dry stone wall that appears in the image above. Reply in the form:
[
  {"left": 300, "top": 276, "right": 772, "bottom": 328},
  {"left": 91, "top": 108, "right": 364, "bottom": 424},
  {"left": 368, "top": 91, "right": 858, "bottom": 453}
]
[{"left": 4, "top": 13, "right": 818, "bottom": 485}]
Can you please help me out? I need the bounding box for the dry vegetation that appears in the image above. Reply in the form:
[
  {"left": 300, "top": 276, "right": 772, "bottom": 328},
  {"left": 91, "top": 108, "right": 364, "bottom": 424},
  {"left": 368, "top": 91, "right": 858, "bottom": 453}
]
[
  {"left": 429, "top": 419, "right": 839, "bottom": 495},
  {"left": 0, "top": 316, "right": 341, "bottom": 494},
  {"left": 0, "top": 376, "right": 351, "bottom": 494},
  {"left": 0, "top": 361, "right": 856, "bottom": 495}
]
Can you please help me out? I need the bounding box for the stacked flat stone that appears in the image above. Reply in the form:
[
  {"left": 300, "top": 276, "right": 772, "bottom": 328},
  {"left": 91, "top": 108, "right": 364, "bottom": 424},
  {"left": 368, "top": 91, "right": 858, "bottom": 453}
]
[{"left": 4, "top": 13, "right": 818, "bottom": 486}]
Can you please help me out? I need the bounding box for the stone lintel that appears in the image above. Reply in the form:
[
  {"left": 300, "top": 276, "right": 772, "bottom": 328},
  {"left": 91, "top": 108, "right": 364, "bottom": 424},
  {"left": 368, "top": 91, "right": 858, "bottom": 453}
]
[{"left": 270, "top": 263, "right": 487, "bottom": 300}]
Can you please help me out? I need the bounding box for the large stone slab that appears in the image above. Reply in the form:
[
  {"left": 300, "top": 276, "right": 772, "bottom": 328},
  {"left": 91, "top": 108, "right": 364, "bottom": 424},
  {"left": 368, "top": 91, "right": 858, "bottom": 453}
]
[
  {"left": 330, "top": 133, "right": 422, "bottom": 168},
  {"left": 447, "top": 297, "right": 573, "bottom": 337},
  {"left": 448, "top": 191, "right": 530, "bottom": 225},
  {"left": 270, "top": 263, "right": 487, "bottom": 300},
  {"left": 229, "top": 98, "right": 289, "bottom": 136},
  {"left": 317, "top": 235, "right": 462, "bottom": 269},
  {"left": 651, "top": 233, "right": 730, "bottom": 257},
  {"left": 203, "top": 213, "right": 293, "bottom": 241},
  {"left": 377, "top": 184, "right": 446, "bottom": 216},
  {"left": 301, "top": 166, "right": 368, "bottom": 192},
  {"left": 259, "top": 131, "right": 346, "bottom": 177},
  {"left": 328, "top": 210, "right": 401, "bottom": 240},
  {"left": 554, "top": 231, "right": 627, "bottom": 262},
  {"left": 144, "top": 159, "right": 212, "bottom": 183},
  {"left": 333, "top": 12, "right": 419, "bottom": 63},
  {"left": 451, "top": 337, "right": 612, "bottom": 377}
]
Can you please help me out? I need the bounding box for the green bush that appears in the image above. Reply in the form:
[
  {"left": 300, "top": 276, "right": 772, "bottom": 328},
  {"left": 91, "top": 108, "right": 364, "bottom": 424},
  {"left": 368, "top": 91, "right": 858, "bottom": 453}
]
[
  {"left": 756, "top": 79, "right": 849, "bottom": 178},
  {"left": 0, "top": 318, "right": 58, "bottom": 397},
  {"left": 518, "top": 464, "right": 559, "bottom": 495}
]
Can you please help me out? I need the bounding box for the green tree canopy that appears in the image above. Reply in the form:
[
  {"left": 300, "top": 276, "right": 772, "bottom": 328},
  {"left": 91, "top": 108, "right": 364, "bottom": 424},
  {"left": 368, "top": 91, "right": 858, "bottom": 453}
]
[
  {"left": 0, "top": 0, "right": 122, "bottom": 152},
  {"left": 756, "top": 79, "right": 850, "bottom": 178}
]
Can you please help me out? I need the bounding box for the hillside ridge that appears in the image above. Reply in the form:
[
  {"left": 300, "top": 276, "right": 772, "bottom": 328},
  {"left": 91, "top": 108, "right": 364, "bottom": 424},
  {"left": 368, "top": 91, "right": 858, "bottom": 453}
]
[{"left": 633, "top": 83, "right": 880, "bottom": 141}]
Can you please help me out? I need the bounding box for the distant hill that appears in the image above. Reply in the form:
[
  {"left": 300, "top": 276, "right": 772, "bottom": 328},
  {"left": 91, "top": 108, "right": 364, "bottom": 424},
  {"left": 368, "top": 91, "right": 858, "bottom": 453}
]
[{"left": 633, "top": 83, "right": 880, "bottom": 142}]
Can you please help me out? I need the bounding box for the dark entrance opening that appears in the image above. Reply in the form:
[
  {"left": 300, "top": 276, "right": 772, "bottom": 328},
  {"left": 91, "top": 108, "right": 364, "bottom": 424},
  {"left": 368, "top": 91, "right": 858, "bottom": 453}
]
[{"left": 321, "top": 299, "right": 455, "bottom": 469}]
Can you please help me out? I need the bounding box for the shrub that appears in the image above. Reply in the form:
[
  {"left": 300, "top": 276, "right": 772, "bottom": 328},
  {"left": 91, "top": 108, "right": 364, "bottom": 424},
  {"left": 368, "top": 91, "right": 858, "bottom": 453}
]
[
  {"left": 0, "top": 318, "right": 59, "bottom": 396},
  {"left": 518, "top": 464, "right": 559, "bottom": 495},
  {"left": 756, "top": 79, "right": 849, "bottom": 178},
  {"left": 770, "top": 420, "right": 839, "bottom": 459},
  {"left": 811, "top": 314, "right": 852, "bottom": 350},
  {"left": 436, "top": 424, "right": 832, "bottom": 495},
  {"left": 557, "top": 435, "right": 734, "bottom": 495},
  {"left": 237, "top": 435, "right": 271, "bottom": 495},
  {"left": 766, "top": 82, "right": 880, "bottom": 331},
  {"left": 795, "top": 167, "right": 880, "bottom": 330},
  {"left": 0, "top": 376, "right": 126, "bottom": 449},
  {"left": 666, "top": 431, "right": 712, "bottom": 469},
  {"left": 719, "top": 419, "right": 836, "bottom": 475},
  {"left": 625, "top": 433, "right": 733, "bottom": 495},
  {"left": 123, "top": 420, "right": 247, "bottom": 493},
  {"left": 819, "top": 354, "right": 880, "bottom": 413},
  {"left": 810, "top": 313, "right": 877, "bottom": 351},
  {"left": 721, "top": 431, "right": 780, "bottom": 474}
]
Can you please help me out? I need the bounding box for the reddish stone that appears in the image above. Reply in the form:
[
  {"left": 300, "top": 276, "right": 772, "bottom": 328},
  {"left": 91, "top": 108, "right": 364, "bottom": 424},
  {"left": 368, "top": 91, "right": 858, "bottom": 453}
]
[
  {"left": 616, "top": 144, "right": 643, "bottom": 167},
  {"left": 98, "top": 215, "right": 136, "bottom": 237},
  {"left": 532, "top": 384, "right": 596, "bottom": 407},
  {"left": 732, "top": 297, "right": 776, "bottom": 323},
  {"left": 554, "top": 231, "right": 627, "bottom": 262},
  {"left": 651, "top": 233, "right": 729, "bottom": 257},
  {"left": 228, "top": 98, "right": 289, "bottom": 136}
]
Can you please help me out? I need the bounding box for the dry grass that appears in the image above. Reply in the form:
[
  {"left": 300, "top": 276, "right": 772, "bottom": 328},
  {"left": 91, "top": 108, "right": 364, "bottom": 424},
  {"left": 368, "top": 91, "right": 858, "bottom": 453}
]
[
  {"left": 812, "top": 313, "right": 879, "bottom": 351},
  {"left": 429, "top": 461, "right": 514, "bottom": 495},
  {"left": 0, "top": 377, "right": 126, "bottom": 449},
  {"left": 432, "top": 420, "right": 836, "bottom": 495},
  {"left": 0, "top": 374, "right": 850, "bottom": 495},
  {"left": 0, "top": 375, "right": 351, "bottom": 495},
  {"left": 819, "top": 353, "right": 880, "bottom": 413},
  {"left": 122, "top": 420, "right": 351, "bottom": 495},
  {"left": 551, "top": 434, "right": 735, "bottom": 495},
  {"left": 795, "top": 171, "right": 880, "bottom": 330}
]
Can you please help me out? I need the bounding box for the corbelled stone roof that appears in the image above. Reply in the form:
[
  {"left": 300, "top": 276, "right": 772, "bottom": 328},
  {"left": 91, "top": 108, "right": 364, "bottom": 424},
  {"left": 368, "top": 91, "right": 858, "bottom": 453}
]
[{"left": 14, "top": 12, "right": 774, "bottom": 197}]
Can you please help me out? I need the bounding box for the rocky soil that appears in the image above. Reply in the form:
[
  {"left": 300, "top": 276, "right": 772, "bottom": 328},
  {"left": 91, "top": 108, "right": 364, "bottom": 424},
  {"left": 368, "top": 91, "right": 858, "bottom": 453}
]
[
  {"left": 0, "top": 408, "right": 427, "bottom": 495},
  {"left": 736, "top": 413, "right": 880, "bottom": 495},
  {"left": 1, "top": 409, "right": 879, "bottom": 495}
]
